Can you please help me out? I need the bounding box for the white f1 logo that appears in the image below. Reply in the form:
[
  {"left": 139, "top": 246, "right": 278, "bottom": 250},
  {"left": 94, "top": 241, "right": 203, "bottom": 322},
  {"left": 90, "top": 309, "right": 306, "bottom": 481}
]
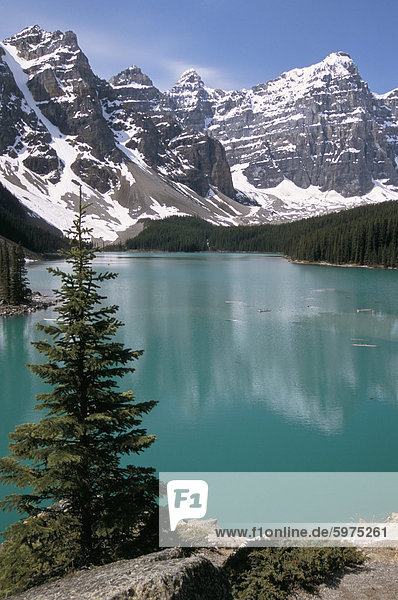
[{"left": 167, "top": 480, "right": 208, "bottom": 531}]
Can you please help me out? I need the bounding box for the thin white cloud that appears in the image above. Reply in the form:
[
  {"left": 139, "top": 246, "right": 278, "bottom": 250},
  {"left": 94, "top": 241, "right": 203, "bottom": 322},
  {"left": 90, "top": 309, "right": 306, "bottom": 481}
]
[
  {"left": 72, "top": 27, "right": 240, "bottom": 91},
  {"left": 0, "top": 21, "right": 240, "bottom": 92}
]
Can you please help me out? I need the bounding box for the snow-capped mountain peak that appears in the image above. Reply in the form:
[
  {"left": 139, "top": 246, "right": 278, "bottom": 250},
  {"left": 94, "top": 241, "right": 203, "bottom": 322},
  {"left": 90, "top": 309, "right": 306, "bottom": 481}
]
[
  {"left": 0, "top": 27, "right": 397, "bottom": 241},
  {"left": 4, "top": 26, "right": 80, "bottom": 67},
  {"left": 161, "top": 67, "right": 213, "bottom": 130},
  {"left": 0, "top": 26, "right": 246, "bottom": 239},
  {"left": 277, "top": 51, "right": 357, "bottom": 87},
  {"left": 259, "top": 51, "right": 359, "bottom": 103},
  {"left": 162, "top": 49, "right": 398, "bottom": 208},
  {"left": 322, "top": 50, "right": 353, "bottom": 64},
  {"left": 109, "top": 65, "right": 154, "bottom": 88},
  {"left": 174, "top": 68, "right": 203, "bottom": 86}
]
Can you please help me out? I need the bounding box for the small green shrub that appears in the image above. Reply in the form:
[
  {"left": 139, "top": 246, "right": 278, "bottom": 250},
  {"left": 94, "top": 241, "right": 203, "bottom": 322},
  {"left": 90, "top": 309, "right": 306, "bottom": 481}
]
[
  {"left": 0, "top": 513, "right": 81, "bottom": 596},
  {"left": 0, "top": 509, "right": 159, "bottom": 597},
  {"left": 225, "top": 546, "right": 365, "bottom": 600}
]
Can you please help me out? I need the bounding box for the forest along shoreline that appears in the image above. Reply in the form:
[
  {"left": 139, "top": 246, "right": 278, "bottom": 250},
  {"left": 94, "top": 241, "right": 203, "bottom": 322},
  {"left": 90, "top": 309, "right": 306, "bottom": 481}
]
[
  {"left": 288, "top": 258, "right": 398, "bottom": 269},
  {"left": 123, "top": 249, "right": 398, "bottom": 270}
]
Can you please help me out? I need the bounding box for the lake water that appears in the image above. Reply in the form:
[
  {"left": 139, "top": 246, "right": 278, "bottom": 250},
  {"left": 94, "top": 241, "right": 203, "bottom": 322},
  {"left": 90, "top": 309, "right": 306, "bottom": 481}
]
[{"left": 1, "top": 253, "right": 398, "bottom": 530}]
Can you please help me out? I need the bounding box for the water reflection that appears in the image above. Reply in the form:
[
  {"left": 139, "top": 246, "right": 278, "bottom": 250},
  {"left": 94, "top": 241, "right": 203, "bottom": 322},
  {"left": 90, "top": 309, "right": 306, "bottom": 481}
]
[
  {"left": 1, "top": 254, "right": 398, "bottom": 478},
  {"left": 102, "top": 255, "right": 398, "bottom": 438},
  {"left": 0, "top": 314, "right": 46, "bottom": 447}
]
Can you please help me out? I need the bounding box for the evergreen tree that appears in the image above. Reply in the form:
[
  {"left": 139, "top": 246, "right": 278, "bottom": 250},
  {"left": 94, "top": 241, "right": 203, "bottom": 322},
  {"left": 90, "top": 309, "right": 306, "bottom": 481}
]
[
  {"left": 0, "top": 241, "right": 30, "bottom": 305},
  {"left": 9, "top": 243, "right": 30, "bottom": 304},
  {"left": 0, "top": 241, "right": 11, "bottom": 304},
  {"left": 0, "top": 199, "right": 157, "bottom": 593}
]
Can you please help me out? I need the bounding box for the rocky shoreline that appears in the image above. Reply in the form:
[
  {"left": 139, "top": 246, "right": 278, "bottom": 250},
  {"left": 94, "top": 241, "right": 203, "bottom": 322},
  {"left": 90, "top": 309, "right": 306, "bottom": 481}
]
[
  {"left": 0, "top": 294, "right": 57, "bottom": 318},
  {"left": 288, "top": 258, "right": 394, "bottom": 269}
]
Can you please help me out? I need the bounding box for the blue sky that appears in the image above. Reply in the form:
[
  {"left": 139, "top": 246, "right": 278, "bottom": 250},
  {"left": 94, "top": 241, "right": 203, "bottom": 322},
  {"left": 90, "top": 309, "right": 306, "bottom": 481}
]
[{"left": 1, "top": 0, "right": 396, "bottom": 93}]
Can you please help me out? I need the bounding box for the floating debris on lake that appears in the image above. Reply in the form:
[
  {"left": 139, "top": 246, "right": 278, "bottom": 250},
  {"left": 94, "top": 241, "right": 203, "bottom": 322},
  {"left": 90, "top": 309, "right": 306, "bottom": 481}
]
[{"left": 351, "top": 343, "right": 377, "bottom": 347}]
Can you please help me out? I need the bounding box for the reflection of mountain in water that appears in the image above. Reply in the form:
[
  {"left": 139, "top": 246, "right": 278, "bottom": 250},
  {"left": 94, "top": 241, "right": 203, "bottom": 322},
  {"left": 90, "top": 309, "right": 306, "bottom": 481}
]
[
  {"left": 0, "top": 314, "right": 46, "bottom": 445},
  {"left": 1, "top": 255, "right": 398, "bottom": 529},
  {"left": 105, "top": 255, "right": 398, "bottom": 436}
]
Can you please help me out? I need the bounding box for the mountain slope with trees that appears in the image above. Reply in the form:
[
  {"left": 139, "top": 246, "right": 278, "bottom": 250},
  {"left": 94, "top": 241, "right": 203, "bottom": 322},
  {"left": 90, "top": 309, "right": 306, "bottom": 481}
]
[
  {"left": 0, "top": 183, "right": 65, "bottom": 254},
  {"left": 124, "top": 201, "right": 398, "bottom": 268}
]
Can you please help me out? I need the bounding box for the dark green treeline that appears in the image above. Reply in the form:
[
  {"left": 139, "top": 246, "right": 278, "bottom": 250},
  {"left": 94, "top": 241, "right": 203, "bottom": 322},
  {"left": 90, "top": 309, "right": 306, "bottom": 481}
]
[
  {"left": 0, "top": 241, "right": 30, "bottom": 304},
  {"left": 0, "top": 183, "right": 66, "bottom": 253},
  {"left": 124, "top": 201, "right": 398, "bottom": 267}
]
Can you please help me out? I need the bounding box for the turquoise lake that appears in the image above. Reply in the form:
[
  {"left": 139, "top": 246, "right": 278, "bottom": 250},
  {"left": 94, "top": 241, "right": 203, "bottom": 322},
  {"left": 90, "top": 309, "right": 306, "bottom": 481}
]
[{"left": 1, "top": 252, "right": 398, "bottom": 529}]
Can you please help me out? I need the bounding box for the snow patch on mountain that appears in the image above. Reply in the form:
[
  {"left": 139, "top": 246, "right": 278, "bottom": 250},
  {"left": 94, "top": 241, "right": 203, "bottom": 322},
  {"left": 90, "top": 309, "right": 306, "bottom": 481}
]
[
  {"left": 1, "top": 26, "right": 398, "bottom": 241},
  {"left": 145, "top": 197, "right": 188, "bottom": 219},
  {"left": 2, "top": 42, "right": 77, "bottom": 183},
  {"left": 0, "top": 41, "right": 140, "bottom": 240},
  {"left": 232, "top": 164, "right": 398, "bottom": 220}
]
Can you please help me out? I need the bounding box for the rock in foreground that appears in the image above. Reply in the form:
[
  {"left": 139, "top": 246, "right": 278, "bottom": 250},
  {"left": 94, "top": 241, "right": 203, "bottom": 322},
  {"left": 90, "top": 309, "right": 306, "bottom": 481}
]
[{"left": 8, "top": 548, "right": 232, "bottom": 600}]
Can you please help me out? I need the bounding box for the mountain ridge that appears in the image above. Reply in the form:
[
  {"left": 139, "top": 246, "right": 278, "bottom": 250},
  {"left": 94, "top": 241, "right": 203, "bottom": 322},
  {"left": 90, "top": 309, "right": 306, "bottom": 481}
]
[
  {"left": 163, "top": 49, "right": 398, "bottom": 197},
  {"left": 0, "top": 25, "right": 397, "bottom": 240}
]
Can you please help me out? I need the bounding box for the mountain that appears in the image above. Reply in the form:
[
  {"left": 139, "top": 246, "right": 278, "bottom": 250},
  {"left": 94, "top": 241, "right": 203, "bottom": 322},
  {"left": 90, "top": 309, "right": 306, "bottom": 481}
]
[
  {"left": 105, "top": 66, "right": 235, "bottom": 198},
  {"left": 162, "top": 53, "right": 398, "bottom": 219},
  {"left": 0, "top": 26, "right": 258, "bottom": 241},
  {"left": 0, "top": 26, "right": 397, "bottom": 240}
]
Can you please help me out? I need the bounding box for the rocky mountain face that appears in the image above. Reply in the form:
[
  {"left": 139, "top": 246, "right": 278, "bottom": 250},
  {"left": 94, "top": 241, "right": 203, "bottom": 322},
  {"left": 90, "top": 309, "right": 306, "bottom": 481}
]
[
  {"left": 162, "top": 53, "right": 398, "bottom": 212},
  {"left": 105, "top": 67, "right": 234, "bottom": 198},
  {"left": 0, "top": 26, "right": 253, "bottom": 240},
  {"left": 160, "top": 69, "right": 214, "bottom": 131},
  {"left": 0, "top": 26, "right": 397, "bottom": 240},
  {"left": 4, "top": 27, "right": 122, "bottom": 187}
]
